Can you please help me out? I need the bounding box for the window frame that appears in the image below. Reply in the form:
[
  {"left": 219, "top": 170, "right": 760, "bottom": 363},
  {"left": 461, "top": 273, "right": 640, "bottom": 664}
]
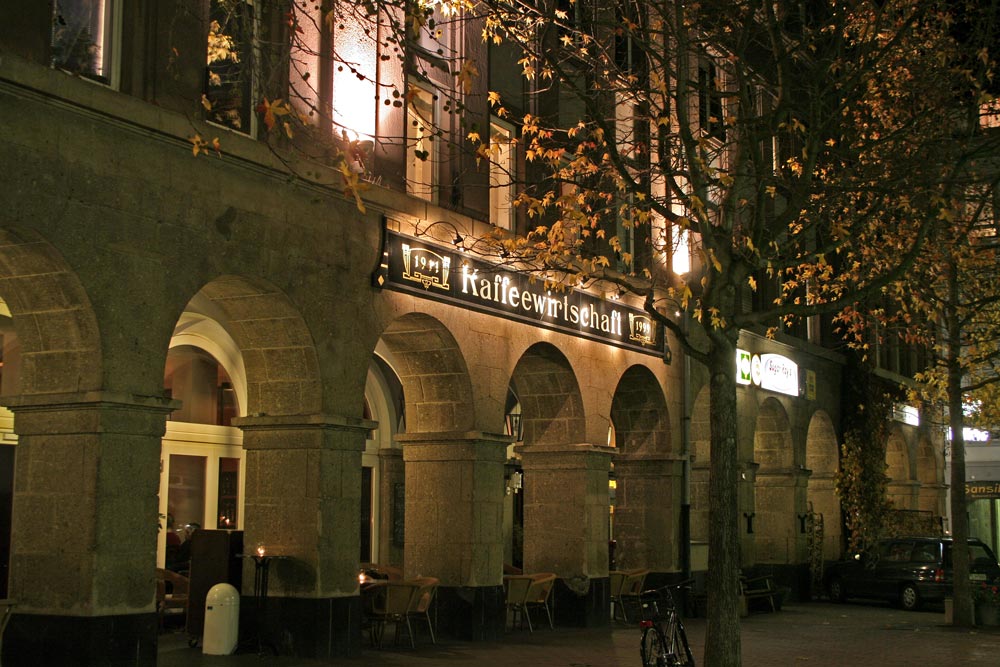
[
  {"left": 205, "top": 0, "right": 259, "bottom": 137},
  {"left": 50, "top": 0, "right": 122, "bottom": 89},
  {"left": 489, "top": 117, "right": 517, "bottom": 230},
  {"left": 406, "top": 79, "right": 439, "bottom": 203}
]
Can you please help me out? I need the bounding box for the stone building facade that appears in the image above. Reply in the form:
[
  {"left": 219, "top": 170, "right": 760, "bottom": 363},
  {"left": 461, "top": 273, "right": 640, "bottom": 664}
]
[{"left": 0, "top": 2, "right": 949, "bottom": 665}]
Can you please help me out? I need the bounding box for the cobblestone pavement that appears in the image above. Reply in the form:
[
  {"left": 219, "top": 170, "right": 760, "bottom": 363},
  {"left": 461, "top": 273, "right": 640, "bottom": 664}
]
[{"left": 159, "top": 601, "right": 1000, "bottom": 666}]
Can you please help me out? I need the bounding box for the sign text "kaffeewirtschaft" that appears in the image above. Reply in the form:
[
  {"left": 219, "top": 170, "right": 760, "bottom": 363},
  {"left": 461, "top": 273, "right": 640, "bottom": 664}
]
[{"left": 375, "top": 230, "right": 661, "bottom": 356}]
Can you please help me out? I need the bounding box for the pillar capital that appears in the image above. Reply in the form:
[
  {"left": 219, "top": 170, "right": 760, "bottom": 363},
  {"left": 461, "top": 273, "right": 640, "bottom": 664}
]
[
  {"left": 398, "top": 431, "right": 510, "bottom": 463},
  {"left": 234, "top": 413, "right": 374, "bottom": 451},
  {"left": 4, "top": 391, "right": 178, "bottom": 436}
]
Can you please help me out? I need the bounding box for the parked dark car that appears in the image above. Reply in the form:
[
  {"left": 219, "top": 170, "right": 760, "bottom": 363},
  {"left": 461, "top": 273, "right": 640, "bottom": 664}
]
[{"left": 825, "top": 536, "right": 1000, "bottom": 611}]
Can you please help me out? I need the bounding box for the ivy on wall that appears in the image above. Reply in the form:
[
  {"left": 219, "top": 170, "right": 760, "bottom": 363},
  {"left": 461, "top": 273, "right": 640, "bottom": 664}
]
[{"left": 834, "top": 355, "right": 900, "bottom": 557}]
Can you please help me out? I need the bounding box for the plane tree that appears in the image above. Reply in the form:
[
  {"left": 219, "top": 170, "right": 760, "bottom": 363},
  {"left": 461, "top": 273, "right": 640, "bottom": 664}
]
[{"left": 460, "top": 1, "right": 998, "bottom": 664}]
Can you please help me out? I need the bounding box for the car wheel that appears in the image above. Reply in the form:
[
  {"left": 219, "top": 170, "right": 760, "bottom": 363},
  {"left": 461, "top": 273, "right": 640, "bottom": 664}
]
[
  {"left": 900, "top": 583, "right": 921, "bottom": 611},
  {"left": 828, "top": 577, "right": 846, "bottom": 602}
]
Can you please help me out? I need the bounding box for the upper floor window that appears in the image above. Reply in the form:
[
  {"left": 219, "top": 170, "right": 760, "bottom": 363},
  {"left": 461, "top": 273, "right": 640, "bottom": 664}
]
[
  {"left": 489, "top": 120, "right": 515, "bottom": 230},
  {"left": 206, "top": 0, "right": 255, "bottom": 134},
  {"left": 698, "top": 62, "right": 724, "bottom": 142},
  {"left": 51, "top": 0, "right": 119, "bottom": 86},
  {"left": 407, "top": 81, "right": 437, "bottom": 202}
]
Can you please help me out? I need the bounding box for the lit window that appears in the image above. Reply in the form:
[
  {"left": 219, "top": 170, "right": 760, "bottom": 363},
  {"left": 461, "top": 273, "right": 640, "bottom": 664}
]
[
  {"left": 51, "top": 0, "right": 119, "bottom": 86},
  {"left": 216, "top": 457, "right": 240, "bottom": 529},
  {"left": 206, "top": 0, "right": 255, "bottom": 134},
  {"left": 164, "top": 345, "right": 239, "bottom": 426},
  {"left": 407, "top": 83, "right": 437, "bottom": 202},
  {"left": 672, "top": 225, "right": 690, "bottom": 275},
  {"left": 489, "top": 120, "right": 515, "bottom": 229}
]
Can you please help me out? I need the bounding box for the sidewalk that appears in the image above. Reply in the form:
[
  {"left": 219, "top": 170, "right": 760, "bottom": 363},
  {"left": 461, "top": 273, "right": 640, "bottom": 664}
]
[{"left": 159, "top": 601, "right": 1000, "bottom": 666}]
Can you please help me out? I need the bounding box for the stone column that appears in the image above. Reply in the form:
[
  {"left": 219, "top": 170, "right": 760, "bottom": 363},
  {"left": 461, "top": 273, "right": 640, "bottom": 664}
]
[
  {"left": 396, "top": 431, "right": 508, "bottom": 641},
  {"left": 739, "top": 461, "right": 759, "bottom": 566},
  {"left": 518, "top": 442, "right": 615, "bottom": 627},
  {"left": 612, "top": 454, "right": 685, "bottom": 575},
  {"left": 755, "top": 469, "right": 810, "bottom": 564},
  {"left": 3, "top": 391, "right": 175, "bottom": 667},
  {"left": 235, "top": 413, "right": 371, "bottom": 659},
  {"left": 376, "top": 446, "right": 404, "bottom": 567}
]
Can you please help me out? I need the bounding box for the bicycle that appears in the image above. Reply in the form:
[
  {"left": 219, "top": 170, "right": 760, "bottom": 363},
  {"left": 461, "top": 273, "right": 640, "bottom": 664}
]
[{"left": 637, "top": 583, "right": 695, "bottom": 667}]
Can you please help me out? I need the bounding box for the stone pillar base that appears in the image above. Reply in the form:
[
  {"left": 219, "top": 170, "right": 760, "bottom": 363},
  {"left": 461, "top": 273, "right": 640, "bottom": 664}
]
[
  {"left": 436, "top": 584, "right": 506, "bottom": 641},
  {"left": 3, "top": 612, "right": 157, "bottom": 666},
  {"left": 552, "top": 576, "right": 610, "bottom": 627},
  {"left": 244, "top": 595, "right": 362, "bottom": 659}
]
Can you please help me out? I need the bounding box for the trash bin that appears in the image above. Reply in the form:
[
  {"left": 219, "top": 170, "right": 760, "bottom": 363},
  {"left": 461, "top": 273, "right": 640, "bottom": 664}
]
[{"left": 202, "top": 583, "right": 239, "bottom": 655}]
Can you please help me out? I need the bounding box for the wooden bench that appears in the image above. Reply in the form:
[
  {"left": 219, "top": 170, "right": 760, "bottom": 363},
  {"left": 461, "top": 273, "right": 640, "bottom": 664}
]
[{"left": 739, "top": 575, "right": 780, "bottom": 616}]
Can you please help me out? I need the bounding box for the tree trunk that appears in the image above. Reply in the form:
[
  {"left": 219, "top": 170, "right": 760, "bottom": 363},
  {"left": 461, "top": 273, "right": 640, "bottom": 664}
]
[
  {"left": 947, "top": 264, "right": 973, "bottom": 626},
  {"left": 704, "top": 336, "right": 742, "bottom": 667}
]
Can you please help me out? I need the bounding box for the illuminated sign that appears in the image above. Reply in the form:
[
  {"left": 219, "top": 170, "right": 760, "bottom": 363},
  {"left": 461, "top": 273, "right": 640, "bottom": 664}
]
[
  {"left": 737, "top": 349, "right": 752, "bottom": 385},
  {"left": 375, "top": 230, "right": 661, "bottom": 356},
  {"left": 735, "top": 349, "right": 799, "bottom": 397},
  {"left": 893, "top": 404, "right": 920, "bottom": 427},
  {"left": 967, "top": 481, "right": 1000, "bottom": 499},
  {"left": 947, "top": 427, "right": 990, "bottom": 442}
]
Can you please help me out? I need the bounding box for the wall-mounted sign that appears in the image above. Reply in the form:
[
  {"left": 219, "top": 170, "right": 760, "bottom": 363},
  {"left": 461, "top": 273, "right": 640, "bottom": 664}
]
[
  {"left": 806, "top": 369, "right": 816, "bottom": 401},
  {"left": 967, "top": 481, "right": 1000, "bottom": 499},
  {"left": 737, "top": 349, "right": 753, "bottom": 385},
  {"left": 375, "top": 230, "right": 662, "bottom": 356},
  {"left": 735, "top": 349, "right": 799, "bottom": 397},
  {"left": 893, "top": 404, "right": 920, "bottom": 427}
]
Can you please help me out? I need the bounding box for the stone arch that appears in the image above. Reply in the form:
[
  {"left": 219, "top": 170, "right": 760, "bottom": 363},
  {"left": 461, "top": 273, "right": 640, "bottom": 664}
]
[
  {"left": 157, "top": 295, "right": 249, "bottom": 566},
  {"left": 754, "top": 397, "right": 794, "bottom": 472},
  {"left": 509, "top": 342, "right": 586, "bottom": 446},
  {"left": 609, "top": 365, "right": 678, "bottom": 572},
  {"left": 886, "top": 426, "right": 914, "bottom": 510},
  {"left": 805, "top": 410, "right": 841, "bottom": 560},
  {"left": 510, "top": 342, "right": 612, "bottom": 584},
  {"left": 610, "top": 365, "right": 671, "bottom": 456},
  {"left": 376, "top": 312, "right": 504, "bottom": 592},
  {"left": 689, "top": 385, "right": 711, "bottom": 546},
  {"left": 378, "top": 312, "right": 475, "bottom": 433},
  {"left": 916, "top": 437, "right": 943, "bottom": 516},
  {"left": 195, "top": 276, "right": 322, "bottom": 416},
  {"left": 362, "top": 352, "right": 406, "bottom": 567},
  {"left": 753, "top": 398, "right": 800, "bottom": 564},
  {"left": 0, "top": 227, "right": 102, "bottom": 394}
]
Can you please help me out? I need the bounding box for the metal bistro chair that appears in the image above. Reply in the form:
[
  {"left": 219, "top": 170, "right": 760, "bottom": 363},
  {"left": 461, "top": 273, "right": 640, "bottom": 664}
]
[
  {"left": 615, "top": 568, "right": 649, "bottom": 623},
  {"left": 505, "top": 572, "right": 556, "bottom": 632},
  {"left": 609, "top": 570, "right": 627, "bottom": 621},
  {"left": 407, "top": 576, "right": 440, "bottom": 645},
  {"left": 367, "top": 580, "right": 422, "bottom": 648}
]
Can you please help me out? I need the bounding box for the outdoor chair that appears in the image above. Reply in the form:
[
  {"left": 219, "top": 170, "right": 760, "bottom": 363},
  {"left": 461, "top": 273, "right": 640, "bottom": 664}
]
[
  {"left": 609, "top": 570, "right": 627, "bottom": 621},
  {"left": 505, "top": 572, "right": 556, "bottom": 632},
  {"left": 155, "top": 568, "right": 189, "bottom": 630},
  {"left": 366, "top": 580, "right": 421, "bottom": 648},
  {"left": 614, "top": 568, "right": 649, "bottom": 623},
  {"left": 407, "top": 576, "right": 439, "bottom": 644}
]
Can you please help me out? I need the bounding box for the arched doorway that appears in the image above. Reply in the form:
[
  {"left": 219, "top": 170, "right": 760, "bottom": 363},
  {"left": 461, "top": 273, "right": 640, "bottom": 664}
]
[
  {"left": 886, "top": 428, "right": 914, "bottom": 510},
  {"left": 376, "top": 312, "right": 506, "bottom": 639},
  {"left": 805, "top": 411, "right": 841, "bottom": 560},
  {"left": 158, "top": 299, "right": 247, "bottom": 570},
  {"left": 609, "top": 365, "right": 677, "bottom": 574},
  {"left": 753, "top": 398, "right": 802, "bottom": 564}
]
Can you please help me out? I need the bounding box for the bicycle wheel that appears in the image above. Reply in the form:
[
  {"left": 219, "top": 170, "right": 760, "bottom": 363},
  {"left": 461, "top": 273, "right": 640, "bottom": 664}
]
[
  {"left": 664, "top": 617, "right": 695, "bottom": 666},
  {"left": 640, "top": 625, "right": 668, "bottom": 667}
]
